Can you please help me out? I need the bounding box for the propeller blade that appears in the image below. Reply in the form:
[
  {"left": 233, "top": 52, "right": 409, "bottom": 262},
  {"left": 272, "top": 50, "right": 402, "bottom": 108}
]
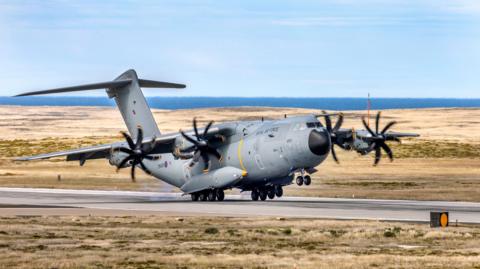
[
  {"left": 381, "top": 121, "right": 397, "bottom": 134},
  {"left": 116, "top": 155, "right": 133, "bottom": 172},
  {"left": 135, "top": 127, "right": 143, "bottom": 149},
  {"left": 380, "top": 142, "right": 394, "bottom": 161},
  {"left": 139, "top": 161, "right": 151, "bottom": 175},
  {"left": 322, "top": 110, "right": 332, "bottom": 131},
  {"left": 375, "top": 112, "right": 381, "bottom": 134},
  {"left": 193, "top": 118, "right": 200, "bottom": 140},
  {"left": 362, "top": 117, "right": 376, "bottom": 137},
  {"left": 143, "top": 155, "right": 157, "bottom": 160},
  {"left": 206, "top": 147, "right": 222, "bottom": 159},
  {"left": 374, "top": 145, "right": 382, "bottom": 166},
  {"left": 331, "top": 145, "right": 339, "bottom": 164},
  {"left": 120, "top": 131, "right": 135, "bottom": 149},
  {"left": 332, "top": 113, "right": 343, "bottom": 132},
  {"left": 181, "top": 131, "right": 199, "bottom": 146},
  {"left": 130, "top": 164, "right": 136, "bottom": 181},
  {"left": 203, "top": 121, "right": 214, "bottom": 137}
]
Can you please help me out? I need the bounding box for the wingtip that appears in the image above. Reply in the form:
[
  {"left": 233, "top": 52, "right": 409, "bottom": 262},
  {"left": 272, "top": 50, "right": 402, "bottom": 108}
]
[{"left": 13, "top": 93, "right": 28, "bottom": 97}]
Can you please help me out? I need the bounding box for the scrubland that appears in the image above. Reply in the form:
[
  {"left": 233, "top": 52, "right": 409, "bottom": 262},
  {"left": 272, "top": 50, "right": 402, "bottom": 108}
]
[
  {"left": 1, "top": 106, "right": 480, "bottom": 201},
  {"left": 0, "top": 215, "right": 479, "bottom": 269}
]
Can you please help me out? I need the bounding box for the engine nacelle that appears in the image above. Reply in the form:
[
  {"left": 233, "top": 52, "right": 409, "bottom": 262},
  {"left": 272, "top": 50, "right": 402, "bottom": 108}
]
[
  {"left": 108, "top": 150, "right": 131, "bottom": 167},
  {"left": 352, "top": 138, "right": 373, "bottom": 155},
  {"left": 172, "top": 136, "right": 195, "bottom": 159}
]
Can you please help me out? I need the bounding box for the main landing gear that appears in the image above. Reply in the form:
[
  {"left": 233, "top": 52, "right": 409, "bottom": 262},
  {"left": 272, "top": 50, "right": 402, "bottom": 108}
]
[
  {"left": 191, "top": 189, "right": 225, "bottom": 202},
  {"left": 296, "top": 175, "right": 311, "bottom": 186},
  {"left": 251, "top": 185, "right": 283, "bottom": 201}
]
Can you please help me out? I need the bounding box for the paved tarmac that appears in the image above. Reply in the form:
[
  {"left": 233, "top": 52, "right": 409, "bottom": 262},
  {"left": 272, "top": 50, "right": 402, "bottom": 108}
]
[{"left": 0, "top": 187, "right": 479, "bottom": 223}]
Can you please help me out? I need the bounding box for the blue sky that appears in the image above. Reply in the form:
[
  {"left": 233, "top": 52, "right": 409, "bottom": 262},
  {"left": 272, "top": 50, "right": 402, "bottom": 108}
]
[{"left": 1, "top": 0, "right": 480, "bottom": 97}]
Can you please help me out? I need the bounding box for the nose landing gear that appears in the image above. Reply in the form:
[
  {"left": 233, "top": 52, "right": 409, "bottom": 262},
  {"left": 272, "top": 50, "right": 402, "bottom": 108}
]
[{"left": 296, "top": 170, "right": 312, "bottom": 186}]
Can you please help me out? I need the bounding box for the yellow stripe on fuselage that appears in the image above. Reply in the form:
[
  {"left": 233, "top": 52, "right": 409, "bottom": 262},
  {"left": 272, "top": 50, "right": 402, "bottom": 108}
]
[{"left": 237, "top": 139, "right": 247, "bottom": 173}]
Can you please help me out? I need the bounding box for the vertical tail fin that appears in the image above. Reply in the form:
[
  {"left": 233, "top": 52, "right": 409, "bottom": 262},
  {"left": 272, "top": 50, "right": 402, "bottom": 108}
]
[
  {"left": 14, "top": 69, "right": 186, "bottom": 139},
  {"left": 107, "top": 69, "right": 161, "bottom": 139}
]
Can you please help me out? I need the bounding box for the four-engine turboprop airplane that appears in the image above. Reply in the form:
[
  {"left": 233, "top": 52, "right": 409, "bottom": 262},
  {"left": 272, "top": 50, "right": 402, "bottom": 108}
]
[{"left": 14, "top": 69, "right": 419, "bottom": 201}]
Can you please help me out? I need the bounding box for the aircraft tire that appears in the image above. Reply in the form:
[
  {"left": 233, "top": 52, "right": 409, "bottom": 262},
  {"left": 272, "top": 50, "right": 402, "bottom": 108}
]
[
  {"left": 296, "top": 176, "right": 304, "bottom": 186},
  {"left": 251, "top": 189, "right": 259, "bottom": 201},
  {"left": 207, "top": 190, "right": 216, "bottom": 201},
  {"left": 275, "top": 186, "right": 283, "bottom": 197},
  {"left": 199, "top": 192, "right": 207, "bottom": 201},
  {"left": 259, "top": 189, "right": 267, "bottom": 201},
  {"left": 191, "top": 193, "right": 199, "bottom": 201},
  {"left": 216, "top": 189, "right": 225, "bottom": 201},
  {"left": 267, "top": 188, "right": 275, "bottom": 199},
  {"left": 304, "top": 175, "right": 311, "bottom": 186}
]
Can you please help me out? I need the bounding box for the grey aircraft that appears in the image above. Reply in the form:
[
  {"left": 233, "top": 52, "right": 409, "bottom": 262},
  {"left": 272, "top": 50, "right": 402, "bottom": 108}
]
[{"left": 14, "top": 69, "right": 419, "bottom": 201}]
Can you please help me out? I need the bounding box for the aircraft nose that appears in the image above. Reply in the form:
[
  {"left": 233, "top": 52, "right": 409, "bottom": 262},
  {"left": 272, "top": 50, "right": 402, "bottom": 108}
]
[{"left": 308, "top": 129, "right": 331, "bottom": 156}]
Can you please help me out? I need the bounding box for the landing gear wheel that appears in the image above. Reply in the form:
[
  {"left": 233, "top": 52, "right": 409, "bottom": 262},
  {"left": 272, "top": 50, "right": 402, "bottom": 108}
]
[
  {"left": 296, "top": 176, "right": 304, "bottom": 186},
  {"left": 216, "top": 189, "right": 225, "bottom": 201},
  {"left": 207, "top": 190, "right": 216, "bottom": 201},
  {"left": 275, "top": 186, "right": 283, "bottom": 197},
  {"left": 199, "top": 192, "right": 207, "bottom": 201},
  {"left": 251, "top": 189, "right": 259, "bottom": 201},
  {"left": 259, "top": 189, "right": 267, "bottom": 201},
  {"left": 304, "top": 175, "right": 311, "bottom": 186},
  {"left": 267, "top": 188, "right": 275, "bottom": 199},
  {"left": 191, "top": 193, "right": 199, "bottom": 201}
]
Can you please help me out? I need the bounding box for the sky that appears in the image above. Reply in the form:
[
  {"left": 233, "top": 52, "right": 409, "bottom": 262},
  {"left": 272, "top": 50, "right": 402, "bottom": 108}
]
[{"left": 0, "top": 0, "right": 479, "bottom": 98}]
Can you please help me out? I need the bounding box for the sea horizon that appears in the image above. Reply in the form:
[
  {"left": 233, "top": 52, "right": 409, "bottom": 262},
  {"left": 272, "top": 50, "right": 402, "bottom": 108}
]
[{"left": 1, "top": 96, "right": 480, "bottom": 111}]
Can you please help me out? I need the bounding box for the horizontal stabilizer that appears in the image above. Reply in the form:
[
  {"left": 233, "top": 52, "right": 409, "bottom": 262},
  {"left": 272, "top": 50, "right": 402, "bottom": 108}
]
[
  {"left": 14, "top": 77, "right": 186, "bottom": 97},
  {"left": 14, "top": 80, "right": 132, "bottom": 97},
  {"left": 138, "top": 79, "right": 185, "bottom": 89}
]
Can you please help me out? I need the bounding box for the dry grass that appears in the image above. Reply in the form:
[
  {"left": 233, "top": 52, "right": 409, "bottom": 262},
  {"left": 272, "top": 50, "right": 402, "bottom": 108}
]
[
  {"left": 1, "top": 137, "right": 480, "bottom": 200},
  {"left": 3, "top": 105, "right": 480, "bottom": 143},
  {"left": 1, "top": 106, "right": 480, "bottom": 201},
  {"left": 1, "top": 106, "right": 480, "bottom": 268},
  {"left": 0, "top": 215, "right": 478, "bottom": 268}
]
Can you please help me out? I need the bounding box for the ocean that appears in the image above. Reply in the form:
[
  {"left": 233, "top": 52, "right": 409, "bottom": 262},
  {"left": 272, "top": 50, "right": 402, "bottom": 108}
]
[{"left": 1, "top": 96, "right": 480, "bottom": 111}]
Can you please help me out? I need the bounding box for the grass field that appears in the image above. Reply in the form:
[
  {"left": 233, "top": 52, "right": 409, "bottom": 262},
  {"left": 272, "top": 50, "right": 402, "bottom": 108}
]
[
  {"left": 0, "top": 215, "right": 479, "bottom": 269},
  {"left": 1, "top": 136, "right": 480, "bottom": 201},
  {"left": 1, "top": 106, "right": 480, "bottom": 201},
  {"left": 1, "top": 106, "right": 480, "bottom": 268}
]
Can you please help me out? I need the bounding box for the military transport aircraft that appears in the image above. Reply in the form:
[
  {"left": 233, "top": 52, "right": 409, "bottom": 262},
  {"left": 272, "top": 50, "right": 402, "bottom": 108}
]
[{"left": 14, "top": 69, "right": 419, "bottom": 201}]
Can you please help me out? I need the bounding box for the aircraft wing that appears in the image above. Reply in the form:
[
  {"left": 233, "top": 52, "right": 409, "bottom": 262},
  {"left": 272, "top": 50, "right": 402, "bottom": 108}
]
[
  {"left": 384, "top": 131, "right": 420, "bottom": 138},
  {"left": 15, "top": 143, "right": 121, "bottom": 162},
  {"left": 15, "top": 126, "right": 231, "bottom": 162}
]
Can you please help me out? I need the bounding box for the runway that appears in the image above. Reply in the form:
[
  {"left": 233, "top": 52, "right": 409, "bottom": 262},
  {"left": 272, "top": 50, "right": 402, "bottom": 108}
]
[{"left": 0, "top": 187, "right": 479, "bottom": 223}]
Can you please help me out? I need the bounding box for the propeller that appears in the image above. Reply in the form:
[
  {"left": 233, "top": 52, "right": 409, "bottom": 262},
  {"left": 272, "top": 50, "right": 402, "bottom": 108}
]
[
  {"left": 115, "top": 127, "right": 158, "bottom": 182},
  {"left": 321, "top": 110, "right": 345, "bottom": 163},
  {"left": 180, "top": 118, "right": 222, "bottom": 172},
  {"left": 361, "top": 111, "right": 399, "bottom": 166}
]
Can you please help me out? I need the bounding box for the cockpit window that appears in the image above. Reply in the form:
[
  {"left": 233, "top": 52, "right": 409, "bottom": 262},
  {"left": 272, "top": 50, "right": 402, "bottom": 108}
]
[{"left": 306, "top": 122, "right": 323, "bottom": 128}]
